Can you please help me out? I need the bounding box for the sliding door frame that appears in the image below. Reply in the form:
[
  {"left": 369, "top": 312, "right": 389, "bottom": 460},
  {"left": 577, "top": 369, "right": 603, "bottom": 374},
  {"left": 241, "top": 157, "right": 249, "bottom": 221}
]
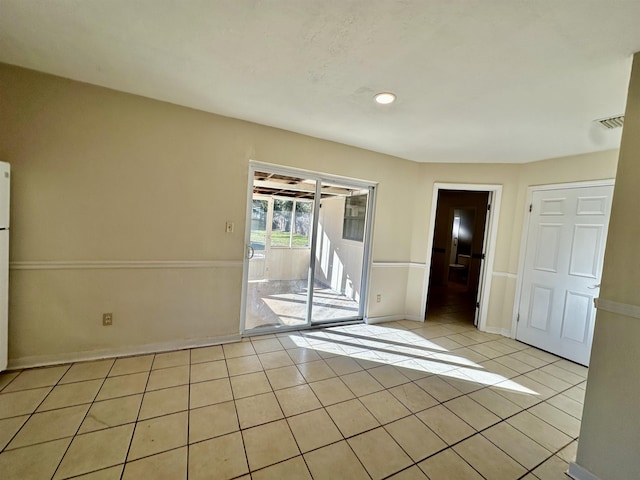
[{"left": 240, "top": 161, "right": 377, "bottom": 336}]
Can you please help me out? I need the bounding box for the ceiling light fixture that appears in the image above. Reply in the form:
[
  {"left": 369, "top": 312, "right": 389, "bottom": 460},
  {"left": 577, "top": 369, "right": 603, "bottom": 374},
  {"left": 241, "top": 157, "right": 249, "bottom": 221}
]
[{"left": 374, "top": 92, "right": 396, "bottom": 105}]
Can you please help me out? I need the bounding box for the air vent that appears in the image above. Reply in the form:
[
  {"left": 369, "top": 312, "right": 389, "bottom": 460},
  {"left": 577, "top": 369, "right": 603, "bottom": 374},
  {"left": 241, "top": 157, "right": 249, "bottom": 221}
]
[{"left": 597, "top": 115, "right": 624, "bottom": 129}]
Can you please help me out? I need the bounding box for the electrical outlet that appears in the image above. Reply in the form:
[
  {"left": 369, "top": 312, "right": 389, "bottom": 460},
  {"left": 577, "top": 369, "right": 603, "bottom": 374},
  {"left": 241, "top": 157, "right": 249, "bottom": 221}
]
[
  {"left": 102, "top": 313, "right": 113, "bottom": 326},
  {"left": 376, "top": 294, "right": 381, "bottom": 303},
  {"left": 225, "top": 221, "right": 234, "bottom": 233}
]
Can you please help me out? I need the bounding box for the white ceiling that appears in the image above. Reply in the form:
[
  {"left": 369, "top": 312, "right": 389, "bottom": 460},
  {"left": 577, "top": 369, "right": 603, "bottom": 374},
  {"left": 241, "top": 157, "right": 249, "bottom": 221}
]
[{"left": 1, "top": 1, "right": 639, "bottom": 164}]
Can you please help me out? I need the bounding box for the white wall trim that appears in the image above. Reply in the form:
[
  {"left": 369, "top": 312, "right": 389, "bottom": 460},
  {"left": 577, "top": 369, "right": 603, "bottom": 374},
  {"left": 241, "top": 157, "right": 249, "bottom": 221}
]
[
  {"left": 371, "top": 262, "right": 426, "bottom": 269},
  {"left": 492, "top": 271, "right": 517, "bottom": 279},
  {"left": 568, "top": 462, "right": 602, "bottom": 480},
  {"left": 365, "top": 314, "right": 407, "bottom": 324},
  {"left": 404, "top": 315, "right": 425, "bottom": 322},
  {"left": 484, "top": 326, "right": 512, "bottom": 337},
  {"left": 8, "top": 334, "right": 242, "bottom": 370},
  {"left": 10, "top": 260, "right": 243, "bottom": 270},
  {"left": 595, "top": 298, "right": 640, "bottom": 319}
]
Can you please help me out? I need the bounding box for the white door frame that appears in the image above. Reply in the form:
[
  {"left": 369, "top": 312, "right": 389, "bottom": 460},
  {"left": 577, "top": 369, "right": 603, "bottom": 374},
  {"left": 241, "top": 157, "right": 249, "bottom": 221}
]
[
  {"left": 422, "top": 183, "right": 503, "bottom": 332},
  {"left": 511, "top": 179, "right": 615, "bottom": 338}
]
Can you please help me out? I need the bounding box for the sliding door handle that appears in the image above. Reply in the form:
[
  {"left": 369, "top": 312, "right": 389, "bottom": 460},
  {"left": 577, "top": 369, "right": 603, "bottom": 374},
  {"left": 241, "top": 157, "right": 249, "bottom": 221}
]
[{"left": 247, "top": 245, "right": 255, "bottom": 259}]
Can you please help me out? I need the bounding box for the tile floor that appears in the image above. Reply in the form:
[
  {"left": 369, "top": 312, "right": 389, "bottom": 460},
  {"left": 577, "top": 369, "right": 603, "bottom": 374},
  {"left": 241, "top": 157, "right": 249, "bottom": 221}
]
[{"left": 0, "top": 318, "right": 587, "bottom": 479}]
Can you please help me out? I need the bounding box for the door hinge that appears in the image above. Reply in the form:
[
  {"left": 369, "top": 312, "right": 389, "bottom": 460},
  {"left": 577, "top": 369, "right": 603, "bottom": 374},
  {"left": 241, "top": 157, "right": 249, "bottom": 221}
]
[
  {"left": 487, "top": 204, "right": 491, "bottom": 211},
  {"left": 517, "top": 313, "right": 520, "bottom": 323},
  {"left": 476, "top": 302, "right": 480, "bottom": 309},
  {"left": 529, "top": 204, "right": 532, "bottom": 213}
]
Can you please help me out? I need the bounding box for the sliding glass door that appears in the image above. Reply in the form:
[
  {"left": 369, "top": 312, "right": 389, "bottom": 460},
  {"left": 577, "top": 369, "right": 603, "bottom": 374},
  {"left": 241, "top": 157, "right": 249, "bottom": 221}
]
[{"left": 241, "top": 164, "right": 375, "bottom": 334}]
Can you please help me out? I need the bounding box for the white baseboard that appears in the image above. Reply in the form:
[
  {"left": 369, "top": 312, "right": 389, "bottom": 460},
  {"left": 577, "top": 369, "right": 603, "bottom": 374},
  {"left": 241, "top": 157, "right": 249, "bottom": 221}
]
[
  {"left": 365, "top": 315, "right": 406, "bottom": 324},
  {"left": 483, "top": 326, "right": 512, "bottom": 337},
  {"left": 8, "top": 334, "right": 242, "bottom": 370},
  {"left": 568, "top": 462, "right": 602, "bottom": 480},
  {"left": 403, "top": 315, "right": 424, "bottom": 322}
]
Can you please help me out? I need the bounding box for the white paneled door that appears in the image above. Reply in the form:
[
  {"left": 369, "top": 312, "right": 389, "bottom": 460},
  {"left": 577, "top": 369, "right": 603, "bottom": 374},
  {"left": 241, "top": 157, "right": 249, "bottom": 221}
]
[{"left": 516, "top": 183, "right": 614, "bottom": 366}]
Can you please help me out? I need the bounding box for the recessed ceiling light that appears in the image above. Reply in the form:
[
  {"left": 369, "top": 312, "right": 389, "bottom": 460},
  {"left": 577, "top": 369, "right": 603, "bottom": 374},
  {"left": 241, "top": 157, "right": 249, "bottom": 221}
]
[{"left": 374, "top": 92, "right": 396, "bottom": 105}]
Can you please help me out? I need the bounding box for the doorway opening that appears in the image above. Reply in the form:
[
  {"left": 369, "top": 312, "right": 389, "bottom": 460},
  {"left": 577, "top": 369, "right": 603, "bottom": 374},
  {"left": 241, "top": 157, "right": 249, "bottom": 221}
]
[
  {"left": 422, "top": 184, "right": 502, "bottom": 330},
  {"left": 241, "top": 163, "right": 376, "bottom": 335}
]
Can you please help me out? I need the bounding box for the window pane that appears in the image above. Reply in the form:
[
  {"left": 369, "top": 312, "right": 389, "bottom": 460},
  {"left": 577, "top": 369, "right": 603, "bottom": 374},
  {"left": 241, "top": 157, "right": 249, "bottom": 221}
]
[
  {"left": 250, "top": 199, "right": 268, "bottom": 250},
  {"left": 343, "top": 194, "right": 367, "bottom": 242},
  {"left": 272, "top": 199, "right": 293, "bottom": 247},
  {"left": 294, "top": 201, "right": 312, "bottom": 247}
]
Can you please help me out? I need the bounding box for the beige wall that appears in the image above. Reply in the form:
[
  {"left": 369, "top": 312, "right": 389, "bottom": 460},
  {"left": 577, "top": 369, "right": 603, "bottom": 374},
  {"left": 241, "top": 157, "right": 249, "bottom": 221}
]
[
  {"left": 574, "top": 52, "right": 640, "bottom": 480},
  {"left": 0, "top": 63, "right": 620, "bottom": 367}
]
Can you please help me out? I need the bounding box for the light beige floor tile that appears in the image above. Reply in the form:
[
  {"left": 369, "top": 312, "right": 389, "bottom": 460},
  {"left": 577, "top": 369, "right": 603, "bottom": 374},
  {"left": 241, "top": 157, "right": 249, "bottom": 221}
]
[
  {"left": 152, "top": 350, "right": 190, "bottom": 370},
  {"left": 483, "top": 422, "right": 552, "bottom": 469},
  {"left": 138, "top": 385, "right": 188, "bottom": 420},
  {"left": 304, "top": 440, "right": 370, "bottom": 480},
  {"left": 109, "top": 355, "right": 154, "bottom": 377},
  {"left": 394, "top": 362, "right": 433, "bottom": 381},
  {"left": 507, "top": 411, "right": 572, "bottom": 452},
  {"left": 557, "top": 440, "right": 578, "bottom": 463},
  {"left": 546, "top": 393, "right": 584, "bottom": 419},
  {"left": 525, "top": 370, "right": 572, "bottom": 393},
  {"left": 189, "top": 400, "right": 238, "bottom": 443},
  {"left": 223, "top": 341, "right": 256, "bottom": 359},
  {"left": 418, "top": 448, "right": 484, "bottom": 480},
  {"left": 274, "top": 384, "right": 321, "bottom": 416},
  {"left": 265, "top": 365, "right": 305, "bottom": 390},
  {"left": 190, "top": 378, "right": 233, "bottom": 408},
  {"left": 511, "top": 351, "right": 549, "bottom": 369},
  {"left": 387, "top": 465, "right": 429, "bottom": 479},
  {"left": 0, "top": 371, "right": 20, "bottom": 391},
  {"left": 122, "top": 446, "right": 187, "bottom": 480},
  {"left": 3, "top": 365, "right": 68, "bottom": 392},
  {"left": 360, "top": 390, "right": 411, "bottom": 424},
  {"left": 444, "top": 396, "right": 500, "bottom": 430},
  {"left": 72, "top": 464, "right": 124, "bottom": 479},
  {"left": 386, "top": 415, "right": 446, "bottom": 462},
  {"left": 38, "top": 379, "right": 102, "bottom": 411},
  {"left": 368, "top": 365, "right": 410, "bottom": 388},
  {"left": 226, "top": 355, "right": 263, "bottom": 376},
  {"left": 478, "top": 359, "right": 520, "bottom": 379},
  {"left": 523, "top": 348, "right": 560, "bottom": 363},
  {"left": 190, "top": 345, "right": 224, "bottom": 364},
  {"left": 54, "top": 424, "right": 135, "bottom": 479},
  {"left": 325, "top": 356, "right": 363, "bottom": 375},
  {"left": 440, "top": 373, "right": 484, "bottom": 394},
  {"left": 532, "top": 454, "right": 570, "bottom": 480},
  {"left": 540, "top": 364, "right": 585, "bottom": 385},
  {"left": 286, "top": 347, "right": 322, "bottom": 364},
  {"left": 0, "top": 437, "right": 72, "bottom": 480},
  {"left": 490, "top": 381, "right": 544, "bottom": 409},
  {"left": 0, "top": 415, "right": 28, "bottom": 450},
  {"left": 189, "top": 432, "right": 249, "bottom": 480},
  {"left": 8, "top": 403, "right": 89, "bottom": 449},
  {"left": 60, "top": 360, "right": 114, "bottom": 384},
  {"left": 389, "top": 382, "right": 438, "bottom": 412},
  {"left": 252, "top": 338, "right": 285, "bottom": 354},
  {"left": 530, "top": 402, "right": 581, "bottom": 438},
  {"left": 190, "top": 359, "right": 228, "bottom": 382},
  {"left": 340, "top": 370, "right": 384, "bottom": 397},
  {"left": 416, "top": 405, "right": 475, "bottom": 445},
  {"left": 309, "top": 377, "right": 355, "bottom": 406},
  {"left": 96, "top": 372, "right": 148, "bottom": 401},
  {"left": 146, "top": 365, "right": 189, "bottom": 391},
  {"left": 349, "top": 427, "right": 412, "bottom": 479},
  {"left": 553, "top": 359, "right": 588, "bottom": 378},
  {"left": 493, "top": 355, "right": 536, "bottom": 374},
  {"left": 79, "top": 394, "right": 142, "bottom": 433},
  {"left": 414, "top": 375, "right": 463, "bottom": 402},
  {"left": 469, "top": 387, "right": 522, "bottom": 418},
  {"left": 258, "top": 351, "right": 294, "bottom": 370},
  {"left": 252, "top": 456, "right": 312, "bottom": 480},
  {"left": 297, "top": 359, "right": 336, "bottom": 382},
  {"left": 128, "top": 411, "right": 188, "bottom": 461},
  {"left": 468, "top": 343, "right": 503, "bottom": 359},
  {"left": 563, "top": 385, "right": 586, "bottom": 404},
  {"left": 288, "top": 408, "right": 342, "bottom": 452},
  {"left": 242, "top": 419, "right": 300, "bottom": 470},
  {"left": 454, "top": 434, "right": 526, "bottom": 480},
  {"left": 230, "top": 371, "right": 272, "bottom": 399},
  {"left": 236, "top": 392, "right": 284, "bottom": 428},
  {"left": 326, "top": 398, "right": 380, "bottom": 437}
]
